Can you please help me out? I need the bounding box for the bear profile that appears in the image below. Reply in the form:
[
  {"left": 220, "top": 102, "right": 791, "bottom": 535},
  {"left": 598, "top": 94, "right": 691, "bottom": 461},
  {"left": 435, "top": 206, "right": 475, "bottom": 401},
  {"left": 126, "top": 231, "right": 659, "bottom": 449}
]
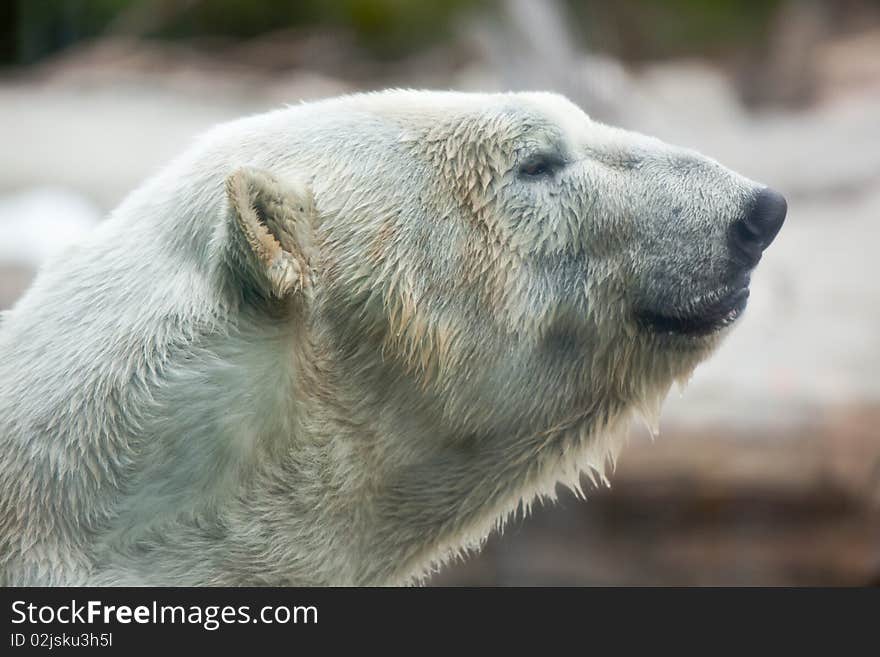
[{"left": 0, "top": 90, "right": 785, "bottom": 585}]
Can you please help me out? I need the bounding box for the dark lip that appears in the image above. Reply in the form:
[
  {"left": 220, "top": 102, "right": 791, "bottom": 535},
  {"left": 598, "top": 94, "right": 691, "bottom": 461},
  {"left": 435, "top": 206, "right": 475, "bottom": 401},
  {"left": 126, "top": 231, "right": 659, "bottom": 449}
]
[{"left": 637, "top": 287, "right": 750, "bottom": 337}]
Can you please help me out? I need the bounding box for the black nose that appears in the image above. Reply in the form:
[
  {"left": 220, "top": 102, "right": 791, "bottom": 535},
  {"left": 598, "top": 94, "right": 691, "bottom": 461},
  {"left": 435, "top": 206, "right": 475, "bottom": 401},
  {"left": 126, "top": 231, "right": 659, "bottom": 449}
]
[{"left": 729, "top": 187, "right": 787, "bottom": 266}]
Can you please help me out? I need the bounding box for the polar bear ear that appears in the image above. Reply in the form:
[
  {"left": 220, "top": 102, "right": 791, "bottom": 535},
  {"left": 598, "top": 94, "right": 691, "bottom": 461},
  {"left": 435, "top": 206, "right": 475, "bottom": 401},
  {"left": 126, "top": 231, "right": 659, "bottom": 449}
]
[{"left": 225, "top": 167, "right": 317, "bottom": 300}]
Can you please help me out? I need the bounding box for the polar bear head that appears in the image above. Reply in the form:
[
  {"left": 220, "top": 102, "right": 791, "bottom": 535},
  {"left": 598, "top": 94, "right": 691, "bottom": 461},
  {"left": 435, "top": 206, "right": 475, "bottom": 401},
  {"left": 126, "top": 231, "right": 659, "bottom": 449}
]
[
  {"left": 0, "top": 90, "right": 789, "bottom": 586},
  {"left": 226, "top": 91, "right": 785, "bottom": 456}
]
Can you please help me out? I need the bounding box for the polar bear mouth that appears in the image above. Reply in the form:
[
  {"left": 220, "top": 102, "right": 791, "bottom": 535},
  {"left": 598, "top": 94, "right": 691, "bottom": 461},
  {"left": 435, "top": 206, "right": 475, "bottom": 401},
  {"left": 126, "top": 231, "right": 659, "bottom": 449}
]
[{"left": 638, "top": 287, "right": 750, "bottom": 337}]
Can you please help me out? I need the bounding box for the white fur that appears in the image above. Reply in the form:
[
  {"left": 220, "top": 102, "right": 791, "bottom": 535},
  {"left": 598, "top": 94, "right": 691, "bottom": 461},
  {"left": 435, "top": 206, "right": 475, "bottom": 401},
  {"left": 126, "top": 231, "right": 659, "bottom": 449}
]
[{"left": 0, "top": 90, "right": 760, "bottom": 585}]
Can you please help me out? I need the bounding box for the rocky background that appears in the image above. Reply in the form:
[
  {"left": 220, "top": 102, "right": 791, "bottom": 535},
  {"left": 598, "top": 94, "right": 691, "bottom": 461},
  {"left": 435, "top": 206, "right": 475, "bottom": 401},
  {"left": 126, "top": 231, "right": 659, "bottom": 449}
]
[{"left": 1, "top": 0, "right": 878, "bottom": 585}]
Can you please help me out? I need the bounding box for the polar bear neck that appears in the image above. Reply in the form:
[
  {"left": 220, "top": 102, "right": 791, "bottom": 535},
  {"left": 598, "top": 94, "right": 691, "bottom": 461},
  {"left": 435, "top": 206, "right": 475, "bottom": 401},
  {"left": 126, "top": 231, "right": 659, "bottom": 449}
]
[
  {"left": 94, "top": 317, "right": 640, "bottom": 586},
  {"left": 0, "top": 263, "right": 638, "bottom": 586},
  {"left": 0, "top": 212, "right": 659, "bottom": 587}
]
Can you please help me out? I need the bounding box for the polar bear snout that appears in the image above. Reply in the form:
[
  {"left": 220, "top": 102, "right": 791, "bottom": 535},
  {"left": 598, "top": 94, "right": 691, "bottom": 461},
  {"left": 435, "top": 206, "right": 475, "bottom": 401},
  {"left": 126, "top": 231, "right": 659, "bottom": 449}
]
[
  {"left": 728, "top": 187, "right": 787, "bottom": 268},
  {"left": 631, "top": 182, "right": 786, "bottom": 339}
]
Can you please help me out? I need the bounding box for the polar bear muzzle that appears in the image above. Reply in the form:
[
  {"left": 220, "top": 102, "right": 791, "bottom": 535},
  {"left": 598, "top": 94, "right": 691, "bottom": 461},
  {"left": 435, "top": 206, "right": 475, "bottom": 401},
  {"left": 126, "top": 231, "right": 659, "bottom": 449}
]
[{"left": 636, "top": 186, "right": 786, "bottom": 338}]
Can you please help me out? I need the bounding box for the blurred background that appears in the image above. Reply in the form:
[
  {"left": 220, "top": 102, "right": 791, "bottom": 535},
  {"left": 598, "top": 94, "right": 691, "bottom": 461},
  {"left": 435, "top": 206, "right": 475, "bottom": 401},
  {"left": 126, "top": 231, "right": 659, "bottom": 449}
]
[{"left": 1, "top": 0, "right": 879, "bottom": 585}]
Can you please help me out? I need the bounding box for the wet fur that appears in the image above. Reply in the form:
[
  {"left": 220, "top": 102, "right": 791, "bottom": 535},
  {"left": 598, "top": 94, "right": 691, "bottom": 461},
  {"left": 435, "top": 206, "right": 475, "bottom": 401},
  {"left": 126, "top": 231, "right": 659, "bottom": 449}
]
[{"left": 0, "top": 90, "right": 758, "bottom": 585}]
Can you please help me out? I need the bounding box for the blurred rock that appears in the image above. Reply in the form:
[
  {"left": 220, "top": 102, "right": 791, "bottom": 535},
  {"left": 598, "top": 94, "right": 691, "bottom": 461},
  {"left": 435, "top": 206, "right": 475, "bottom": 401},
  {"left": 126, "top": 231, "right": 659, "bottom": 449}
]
[
  {"left": 0, "top": 187, "right": 100, "bottom": 267},
  {"left": 0, "top": 38, "right": 352, "bottom": 208},
  {"left": 815, "top": 26, "right": 880, "bottom": 102},
  {"left": 464, "top": 0, "right": 645, "bottom": 124},
  {"left": 0, "top": 187, "right": 98, "bottom": 309},
  {"left": 432, "top": 405, "right": 880, "bottom": 586},
  {"left": 738, "top": 0, "right": 829, "bottom": 108}
]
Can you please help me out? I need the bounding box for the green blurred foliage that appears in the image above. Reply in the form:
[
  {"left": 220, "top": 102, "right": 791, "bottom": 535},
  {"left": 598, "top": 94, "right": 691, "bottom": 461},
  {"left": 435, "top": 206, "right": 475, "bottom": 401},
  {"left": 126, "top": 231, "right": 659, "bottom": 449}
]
[
  {"left": 565, "top": 0, "right": 783, "bottom": 61},
  {"left": 7, "top": 0, "right": 489, "bottom": 65},
  {"left": 7, "top": 0, "right": 856, "bottom": 68},
  {"left": 13, "top": 0, "right": 133, "bottom": 64},
  {"left": 156, "top": 0, "right": 487, "bottom": 54}
]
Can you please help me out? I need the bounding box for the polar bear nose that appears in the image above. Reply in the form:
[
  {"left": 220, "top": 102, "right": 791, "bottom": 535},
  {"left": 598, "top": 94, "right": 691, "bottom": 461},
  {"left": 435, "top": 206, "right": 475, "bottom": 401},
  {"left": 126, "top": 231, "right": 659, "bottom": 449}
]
[{"left": 729, "top": 187, "right": 787, "bottom": 266}]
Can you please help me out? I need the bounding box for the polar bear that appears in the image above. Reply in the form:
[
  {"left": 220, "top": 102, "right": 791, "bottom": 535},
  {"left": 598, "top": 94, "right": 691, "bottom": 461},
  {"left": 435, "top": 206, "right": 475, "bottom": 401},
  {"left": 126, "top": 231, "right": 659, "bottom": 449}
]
[{"left": 0, "top": 90, "right": 785, "bottom": 586}]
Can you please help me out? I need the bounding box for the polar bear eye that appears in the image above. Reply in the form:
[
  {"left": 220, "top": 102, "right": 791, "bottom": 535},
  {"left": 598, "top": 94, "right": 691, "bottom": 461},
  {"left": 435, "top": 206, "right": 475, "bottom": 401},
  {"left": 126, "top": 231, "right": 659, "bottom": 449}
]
[{"left": 518, "top": 153, "right": 564, "bottom": 179}]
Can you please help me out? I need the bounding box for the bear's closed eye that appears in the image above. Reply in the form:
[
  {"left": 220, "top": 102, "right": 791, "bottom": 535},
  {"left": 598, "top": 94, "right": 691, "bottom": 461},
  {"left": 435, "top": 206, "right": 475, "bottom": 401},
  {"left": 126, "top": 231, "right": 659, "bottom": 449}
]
[{"left": 519, "top": 153, "right": 565, "bottom": 178}]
